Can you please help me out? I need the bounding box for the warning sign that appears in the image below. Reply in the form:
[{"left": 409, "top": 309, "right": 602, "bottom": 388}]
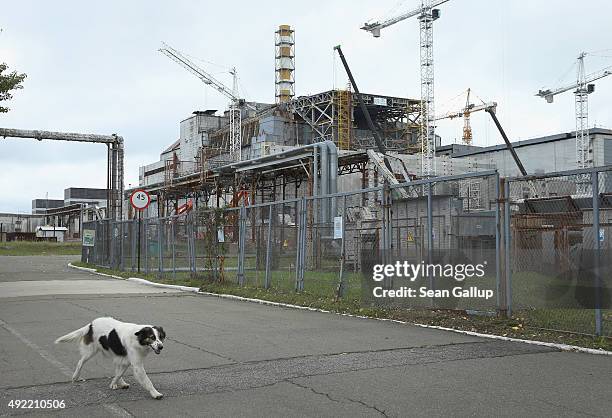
[
  {"left": 82, "top": 229, "right": 95, "bottom": 247},
  {"left": 407, "top": 232, "right": 414, "bottom": 242}
]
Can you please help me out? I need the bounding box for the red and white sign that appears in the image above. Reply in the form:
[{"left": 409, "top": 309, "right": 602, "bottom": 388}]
[{"left": 130, "top": 189, "right": 151, "bottom": 211}]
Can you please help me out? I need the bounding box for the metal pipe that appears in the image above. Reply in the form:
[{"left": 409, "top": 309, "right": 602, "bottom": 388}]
[
  {"left": 0, "top": 128, "right": 125, "bottom": 221},
  {"left": 216, "top": 140, "right": 337, "bottom": 223},
  {"left": 320, "top": 142, "right": 329, "bottom": 223},
  {"left": 326, "top": 142, "right": 338, "bottom": 219}
]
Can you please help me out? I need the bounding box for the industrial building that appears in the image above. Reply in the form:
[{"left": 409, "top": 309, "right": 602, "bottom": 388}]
[
  {"left": 134, "top": 26, "right": 500, "bottom": 218},
  {"left": 129, "top": 24, "right": 612, "bottom": 230},
  {"left": 32, "top": 199, "right": 64, "bottom": 214},
  {"left": 0, "top": 187, "right": 108, "bottom": 241}
]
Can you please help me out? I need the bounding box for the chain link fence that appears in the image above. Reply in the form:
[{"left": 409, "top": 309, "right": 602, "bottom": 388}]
[
  {"left": 506, "top": 166, "right": 612, "bottom": 336},
  {"left": 81, "top": 167, "right": 611, "bottom": 336}
]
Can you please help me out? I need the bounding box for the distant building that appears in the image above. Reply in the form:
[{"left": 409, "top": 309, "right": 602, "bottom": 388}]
[
  {"left": 1, "top": 187, "right": 109, "bottom": 240},
  {"left": 64, "top": 188, "right": 107, "bottom": 208},
  {"left": 32, "top": 199, "right": 64, "bottom": 214},
  {"left": 437, "top": 128, "right": 612, "bottom": 176}
]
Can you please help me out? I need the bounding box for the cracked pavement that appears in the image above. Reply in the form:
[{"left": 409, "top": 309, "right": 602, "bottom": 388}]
[{"left": 0, "top": 256, "right": 610, "bottom": 417}]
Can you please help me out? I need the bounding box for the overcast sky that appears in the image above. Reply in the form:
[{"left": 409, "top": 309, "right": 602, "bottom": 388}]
[{"left": 1, "top": 0, "right": 612, "bottom": 212}]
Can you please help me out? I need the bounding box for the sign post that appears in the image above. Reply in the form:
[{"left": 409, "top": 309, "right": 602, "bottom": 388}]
[{"left": 130, "top": 190, "right": 151, "bottom": 273}]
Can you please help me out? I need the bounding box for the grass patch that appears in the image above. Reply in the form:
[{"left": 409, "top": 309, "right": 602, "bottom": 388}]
[
  {"left": 72, "top": 261, "right": 611, "bottom": 352},
  {"left": 0, "top": 241, "right": 82, "bottom": 256}
]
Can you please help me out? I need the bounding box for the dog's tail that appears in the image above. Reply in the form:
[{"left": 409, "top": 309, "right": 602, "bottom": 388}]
[{"left": 55, "top": 324, "right": 90, "bottom": 344}]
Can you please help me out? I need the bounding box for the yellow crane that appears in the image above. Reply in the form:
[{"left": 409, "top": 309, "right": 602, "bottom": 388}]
[{"left": 435, "top": 89, "right": 497, "bottom": 145}]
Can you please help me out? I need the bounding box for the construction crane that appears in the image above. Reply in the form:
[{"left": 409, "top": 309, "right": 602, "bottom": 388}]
[
  {"left": 435, "top": 89, "right": 497, "bottom": 145},
  {"left": 362, "top": 0, "right": 451, "bottom": 177},
  {"left": 537, "top": 52, "right": 612, "bottom": 168},
  {"left": 159, "top": 42, "right": 243, "bottom": 161},
  {"left": 334, "top": 45, "right": 412, "bottom": 198}
]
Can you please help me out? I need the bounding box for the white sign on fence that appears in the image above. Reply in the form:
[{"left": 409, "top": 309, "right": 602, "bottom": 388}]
[
  {"left": 82, "top": 229, "right": 95, "bottom": 247},
  {"left": 218, "top": 227, "right": 225, "bottom": 243},
  {"left": 333, "top": 216, "right": 343, "bottom": 239}
]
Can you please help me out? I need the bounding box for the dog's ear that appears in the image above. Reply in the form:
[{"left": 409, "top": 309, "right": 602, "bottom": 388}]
[{"left": 153, "top": 326, "right": 166, "bottom": 341}]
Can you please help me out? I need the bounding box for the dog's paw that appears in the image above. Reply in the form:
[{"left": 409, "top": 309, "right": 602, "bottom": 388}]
[
  {"left": 151, "top": 392, "right": 163, "bottom": 400},
  {"left": 120, "top": 383, "right": 130, "bottom": 389},
  {"left": 110, "top": 382, "right": 127, "bottom": 390},
  {"left": 72, "top": 377, "right": 85, "bottom": 383}
]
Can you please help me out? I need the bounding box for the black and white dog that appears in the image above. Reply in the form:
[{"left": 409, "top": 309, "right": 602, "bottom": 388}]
[{"left": 55, "top": 317, "right": 166, "bottom": 399}]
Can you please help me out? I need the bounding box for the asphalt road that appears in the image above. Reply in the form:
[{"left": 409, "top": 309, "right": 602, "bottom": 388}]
[{"left": 0, "top": 255, "right": 610, "bottom": 417}]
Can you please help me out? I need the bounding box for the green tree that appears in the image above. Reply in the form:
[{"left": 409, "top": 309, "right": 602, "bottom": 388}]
[{"left": 0, "top": 63, "right": 27, "bottom": 113}]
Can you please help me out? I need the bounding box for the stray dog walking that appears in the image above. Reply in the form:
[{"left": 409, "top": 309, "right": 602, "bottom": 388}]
[{"left": 55, "top": 317, "right": 166, "bottom": 399}]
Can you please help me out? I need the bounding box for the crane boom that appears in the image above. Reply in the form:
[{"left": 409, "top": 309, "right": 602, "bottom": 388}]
[
  {"left": 536, "top": 52, "right": 612, "bottom": 169},
  {"left": 361, "top": 0, "right": 449, "bottom": 36},
  {"left": 333, "top": 45, "right": 387, "bottom": 156},
  {"left": 159, "top": 42, "right": 243, "bottom": 160},
  {"left": 537, "top": 66, "right": 612, "bottom": 103},
  {"left": 159, "top": 42, "right": 239, "bottom": 102},
  {"left": 435, "top": 102, "right": 497, "bottom": 120}
]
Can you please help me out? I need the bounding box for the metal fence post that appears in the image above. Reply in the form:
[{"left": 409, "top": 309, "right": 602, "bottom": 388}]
[
  {"left": 496, "top": 177, "right": 508, "bottom": 317},
  {"left": 171, "top": 217, "right": 176, "bottom": 279},
  {"left": 131, "top": 218, "right": 137, "bottom": 272},
  {"left": 158, "top": 218, "right": 164, "bottom": 278},
  {"left": 427, "top": 180, "right": 434, "bottom": 294},
  {"left": 119, "top": 221, "right": 124, "bottom": 271},
  {"left": 495, "top": 173, "right": 503, "bottom": 312},
  {"left": 186, "top": 216, "right": 192, "bottom": 276},
  {"left": 338, "top": 195, "right": 347, "bottom": 298},
  {"left": 504, "top": 179, "right": 512, "bottom": 317},
  {"left": 301, "top": 197, "right": 307, "bottom": 289},
  {"left": 592, "top": 170, "right": 602, "bottom": 336},
  {"left": 295, "top": 198, "right": 306, "bottom": 292},
  {"left": 295, "top": 200, "right": 301, "bottom": 291},
  {"left": 237, "top": 205, "right": 246, "bottom": 286},
  {"left": 109, "top": 221, "right": 115, "bottom": 269},
  {"left": 265, "top": 204, "right": 273, "bottom": 289},
  {"left": 190, "top": 214, "right": 197, "bottom": 277},
  {"left": 144, "top": 218, "right": 149, "bottom": 274}
]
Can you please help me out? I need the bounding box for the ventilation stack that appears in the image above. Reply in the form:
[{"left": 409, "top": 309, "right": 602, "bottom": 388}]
[{"left": 275, "top": 25, "right": 295, "bottom": 103}]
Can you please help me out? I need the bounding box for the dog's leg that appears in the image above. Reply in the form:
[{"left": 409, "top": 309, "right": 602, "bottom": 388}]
[
  {"left": 131, "top": 362, "right": 162, "bottom": 399},
  {"left": 72, "top": 347, "right": 96, "bottom": 382},
  {"left": 110, "top": 361, "right": 130, "bottom": 390}
]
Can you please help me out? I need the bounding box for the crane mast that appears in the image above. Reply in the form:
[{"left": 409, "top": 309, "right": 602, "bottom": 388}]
[
  {"left": 463, "top": 88, "right": 472, "bottom": 145},
  {"left": 537, "top": 52, "right": 612, "bottom": 168},
  {"left": 362, "top": 0, "right": 449, "bottom": 177},
  {"left": 419, "top": 0, "right": 436, "bottom": 176},
  {"left": 159, "top": 42, "right": 242, "bottom": 160}
]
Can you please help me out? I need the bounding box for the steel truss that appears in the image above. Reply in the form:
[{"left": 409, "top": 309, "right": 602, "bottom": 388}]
[{"left": 284, "top": 90, "right": 421, "bottom": 151}]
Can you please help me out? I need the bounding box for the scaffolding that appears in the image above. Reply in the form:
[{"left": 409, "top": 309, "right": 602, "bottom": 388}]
[{"left": 335, "top": 87, "right": 352, "bottom": 150}]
